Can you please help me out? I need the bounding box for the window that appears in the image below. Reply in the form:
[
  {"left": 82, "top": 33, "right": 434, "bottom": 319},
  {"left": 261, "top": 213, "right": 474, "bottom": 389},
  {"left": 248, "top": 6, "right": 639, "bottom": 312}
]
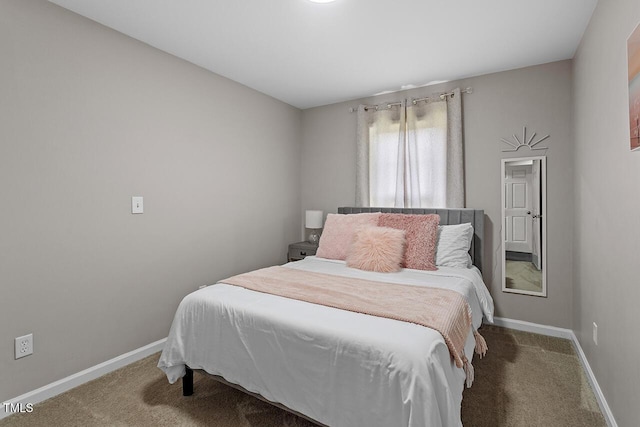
[{"left": 356, "top": 90, "right": 463, "bottom": 208}]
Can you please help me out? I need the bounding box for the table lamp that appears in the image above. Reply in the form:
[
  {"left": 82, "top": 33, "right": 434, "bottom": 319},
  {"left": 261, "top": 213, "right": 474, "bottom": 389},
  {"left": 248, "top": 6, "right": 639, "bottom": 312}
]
[{"left": 305, "top": 210, "right": 323, "bottom": 244}]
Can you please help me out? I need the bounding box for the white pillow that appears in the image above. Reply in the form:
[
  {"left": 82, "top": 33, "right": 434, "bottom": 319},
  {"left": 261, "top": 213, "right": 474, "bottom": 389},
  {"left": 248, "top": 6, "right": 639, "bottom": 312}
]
[{"left": 436, "top": 223, "right": 473, "bottom": 268}]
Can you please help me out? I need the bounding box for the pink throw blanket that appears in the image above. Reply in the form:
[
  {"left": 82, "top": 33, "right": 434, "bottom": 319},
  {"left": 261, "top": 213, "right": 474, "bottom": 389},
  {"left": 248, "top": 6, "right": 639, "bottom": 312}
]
[{"left": 221, "top": 266, "right": 485, "bottom": 382}]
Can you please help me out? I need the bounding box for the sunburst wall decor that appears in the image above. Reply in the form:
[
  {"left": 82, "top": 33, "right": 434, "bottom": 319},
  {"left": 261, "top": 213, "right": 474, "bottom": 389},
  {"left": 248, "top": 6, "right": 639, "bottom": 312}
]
[{"left": 501, "top": 126, "right": 550, "bottom": 152}]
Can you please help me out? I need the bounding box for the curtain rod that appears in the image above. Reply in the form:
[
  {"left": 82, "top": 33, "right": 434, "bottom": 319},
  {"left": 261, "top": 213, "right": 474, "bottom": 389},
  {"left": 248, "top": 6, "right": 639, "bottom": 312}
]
[{"left": 348, "top": 87, "right": 473, "bottom": 112}]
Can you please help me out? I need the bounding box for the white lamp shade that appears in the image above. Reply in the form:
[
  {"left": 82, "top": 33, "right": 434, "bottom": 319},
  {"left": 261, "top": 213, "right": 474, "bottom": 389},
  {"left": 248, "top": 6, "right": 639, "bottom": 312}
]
[{"left": 305, "top": 210, "right": 324, "bottom": 229}]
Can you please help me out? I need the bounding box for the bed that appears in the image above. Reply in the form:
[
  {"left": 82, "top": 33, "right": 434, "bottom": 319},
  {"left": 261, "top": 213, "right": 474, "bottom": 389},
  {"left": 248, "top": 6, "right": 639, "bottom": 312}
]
[{"left": 158, "top": 207, "right": 494, "bottom": 427}]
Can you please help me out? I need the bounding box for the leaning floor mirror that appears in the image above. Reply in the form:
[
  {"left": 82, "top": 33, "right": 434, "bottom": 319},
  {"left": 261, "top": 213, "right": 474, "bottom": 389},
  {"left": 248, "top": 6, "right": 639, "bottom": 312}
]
[{"left": 501, "top": 156, "right": 547, "bottom": 297}]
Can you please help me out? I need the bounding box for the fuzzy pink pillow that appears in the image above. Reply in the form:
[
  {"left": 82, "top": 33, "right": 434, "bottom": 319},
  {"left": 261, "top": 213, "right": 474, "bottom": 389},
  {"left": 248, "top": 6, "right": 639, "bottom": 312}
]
[
  {"left": 378, "top": 213, "right": 440, "bottom": 271},
  {"left": 316, "top": 213, "right": 381, "bottom": 260},
  {"left": 346, "top": 226, "right": 406, "bottom": 272}
]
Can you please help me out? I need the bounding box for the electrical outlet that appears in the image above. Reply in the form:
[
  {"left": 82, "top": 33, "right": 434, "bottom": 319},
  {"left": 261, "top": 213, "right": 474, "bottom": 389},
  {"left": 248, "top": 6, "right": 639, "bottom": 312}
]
[
  {"left": 592, "top": 322, "right": 598, "bottom": 346},
  {"left": 15, "top": 334, "right": 33, "bottom": 359}
]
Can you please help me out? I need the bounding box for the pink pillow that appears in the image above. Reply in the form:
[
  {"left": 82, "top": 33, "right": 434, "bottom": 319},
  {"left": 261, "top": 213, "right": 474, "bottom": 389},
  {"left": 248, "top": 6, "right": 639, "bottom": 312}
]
[
  {"left": 316, "top": 213, "right": 381, "bottom": 260},
  {"left": 346, "top": 227, "right": 406, "bottom": 273},
  {"left": 378, "top": 213, "right": 440, "bottom": 271}
]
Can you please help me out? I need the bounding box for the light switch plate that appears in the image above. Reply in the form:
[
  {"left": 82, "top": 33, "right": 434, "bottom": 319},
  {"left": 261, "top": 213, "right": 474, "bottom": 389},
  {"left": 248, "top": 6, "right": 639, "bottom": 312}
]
[{"left": 132, "top": 196, "right": 144, "bottom": 214}]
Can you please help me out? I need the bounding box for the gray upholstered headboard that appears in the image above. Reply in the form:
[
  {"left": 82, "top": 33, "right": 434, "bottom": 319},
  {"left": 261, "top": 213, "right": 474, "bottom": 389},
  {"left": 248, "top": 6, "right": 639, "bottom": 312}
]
[{"left": 337, "top": 207, "right": 485, "bottom": 273}]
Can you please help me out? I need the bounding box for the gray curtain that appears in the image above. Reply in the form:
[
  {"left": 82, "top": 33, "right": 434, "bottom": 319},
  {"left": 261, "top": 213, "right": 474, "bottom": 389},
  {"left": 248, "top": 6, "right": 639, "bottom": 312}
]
[
  {"left": 445, "top": 87, "right": 464, "bottom": 208},
  {"left": 356, "top": 88, "right": 464, "bottom": 208},
  {"left": 356, "top": 103, "right": 406, "bottom": 207},
  {"left": 355, "top": 105, "right": 371, "bottom": 207}
]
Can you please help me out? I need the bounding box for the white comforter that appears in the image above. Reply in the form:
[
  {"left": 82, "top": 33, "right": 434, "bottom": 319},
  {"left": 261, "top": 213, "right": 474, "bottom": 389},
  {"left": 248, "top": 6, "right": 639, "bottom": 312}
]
[{"left": 158, "top": 256, "right": 494, "bottom": 427}]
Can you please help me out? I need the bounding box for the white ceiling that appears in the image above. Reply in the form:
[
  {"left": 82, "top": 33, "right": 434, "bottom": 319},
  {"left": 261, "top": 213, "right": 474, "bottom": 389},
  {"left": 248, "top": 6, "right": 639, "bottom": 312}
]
[{"left": 49, "top": 0, "right": 597, "bottom": 109}]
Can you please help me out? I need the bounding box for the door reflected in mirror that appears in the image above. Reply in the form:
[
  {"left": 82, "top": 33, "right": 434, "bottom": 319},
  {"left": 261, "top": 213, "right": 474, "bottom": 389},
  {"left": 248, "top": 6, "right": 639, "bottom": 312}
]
[{"left": 501, "top": 156, "right": 547, "bottom": 297}]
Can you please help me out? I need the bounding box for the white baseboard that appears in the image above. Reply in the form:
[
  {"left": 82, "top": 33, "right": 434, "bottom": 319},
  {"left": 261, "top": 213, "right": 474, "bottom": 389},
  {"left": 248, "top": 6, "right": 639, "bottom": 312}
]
[
  {"left": 568, "top": 330, "right": 618, "bottom": 427},
  {"left": 1, "top": 338, "right": 166, "bottom": 420},
  {"left": 492, "top": 316, "right": 574, "bottom": 339},
  {"left": 491, "top": 317, "right": 617, "bottom": 427}
]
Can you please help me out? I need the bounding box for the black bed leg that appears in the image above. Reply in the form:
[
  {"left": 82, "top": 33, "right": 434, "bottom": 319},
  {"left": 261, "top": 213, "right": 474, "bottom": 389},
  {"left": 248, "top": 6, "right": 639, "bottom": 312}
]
[{"left": 183, "top": 366, "right": 194, "bottom": 396}]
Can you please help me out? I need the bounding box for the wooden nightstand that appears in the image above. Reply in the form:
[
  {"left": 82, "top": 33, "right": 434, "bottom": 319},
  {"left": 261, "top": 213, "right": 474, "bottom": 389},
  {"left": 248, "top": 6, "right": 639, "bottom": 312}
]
[{"left": 288, "top": 241, "right": 318, "bottom": 262}]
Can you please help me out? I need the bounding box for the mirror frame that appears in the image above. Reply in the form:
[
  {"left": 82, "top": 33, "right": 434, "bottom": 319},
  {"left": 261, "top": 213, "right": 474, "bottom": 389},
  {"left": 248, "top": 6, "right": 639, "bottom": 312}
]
[{"left": 501, "top": 156, "right": 547, "bottom": 297}]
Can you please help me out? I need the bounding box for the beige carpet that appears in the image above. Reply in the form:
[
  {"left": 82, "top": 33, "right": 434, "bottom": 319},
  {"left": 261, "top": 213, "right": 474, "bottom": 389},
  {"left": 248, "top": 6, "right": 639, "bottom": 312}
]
[
  {"left": 461, "top": 325, "right": 605, "bottom": 427},
  {"left": 1, "top": 326, "right": 606, "bottom": 427}
]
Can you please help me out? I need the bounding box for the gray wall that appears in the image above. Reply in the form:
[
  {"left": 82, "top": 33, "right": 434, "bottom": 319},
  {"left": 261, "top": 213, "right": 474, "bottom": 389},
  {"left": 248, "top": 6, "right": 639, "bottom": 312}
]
[
  {"left": 302, "top": 60, "right": 575, "bottom": 328},
  {"left": 573, "top": 0, "right": 640, "bottom": 425},
  {"left": 0, "top": 0, "right": 301, "bottom": 402}
]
